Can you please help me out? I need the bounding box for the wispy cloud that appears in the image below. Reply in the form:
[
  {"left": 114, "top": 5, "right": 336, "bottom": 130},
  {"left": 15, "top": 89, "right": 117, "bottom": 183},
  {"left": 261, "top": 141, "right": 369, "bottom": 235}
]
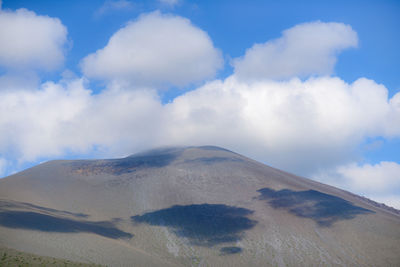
[
  {"left": 158, "top": 0, "right": 180, "bottom": 7},
  {"left": 94, "top": 0, "right": 134, "bottom": 18}
]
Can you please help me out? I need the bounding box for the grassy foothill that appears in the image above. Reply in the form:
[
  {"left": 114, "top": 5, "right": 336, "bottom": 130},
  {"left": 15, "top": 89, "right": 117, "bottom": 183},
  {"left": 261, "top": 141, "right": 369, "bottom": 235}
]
[{"left": 0, "top": 246, "right": 102, "bottom": 267}]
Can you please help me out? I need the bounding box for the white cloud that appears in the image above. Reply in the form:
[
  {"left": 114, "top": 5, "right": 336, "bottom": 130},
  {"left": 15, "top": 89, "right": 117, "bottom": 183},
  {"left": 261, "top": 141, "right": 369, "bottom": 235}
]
[
  {"left": 372, "top": 195, "right": 400, "bottom": 210},
  {"left": 81, "top": 11, "right": 223, "bottom": 88},
  {"left": 0, "top": 158, "right": 6, "bottom": 177},
  {"left": 315, "top": 161, "right": 400, "bottom": 209},
  {"left": 1, "top": 15, "right": 399, "bottom": 208},
  {"left": 0, "top": 78, "right": 92, "bottom": 161},
  {"left": 1, "top": 75, "right": 399, "bottom": 176},
  {"left": 385, "top": 92, "right": 400, "bottom": 136},
  {"left": 165, "top": 76, "right": 400, "bottom": 174},
  {"left": 233, "top": 21, "right": 358, "bottom": 81},
  {"left": 95, "top": 0, "right": 134, "bottom": 17},
  {"left": 0, "top": 77, "right": 166, "bottom": 162},
  {"left": 0, "top": 8, "right": 67, "bottom": 71},
  {"left": 336, "top": 162, "right": 400, "bottom": 192},
  {"left": 0, "top": 71, "right": 40, "bottom": 92}
]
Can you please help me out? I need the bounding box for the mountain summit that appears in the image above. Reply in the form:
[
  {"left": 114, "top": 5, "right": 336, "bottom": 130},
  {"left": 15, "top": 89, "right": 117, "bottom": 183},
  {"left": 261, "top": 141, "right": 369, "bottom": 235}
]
[{"left": 0, "top": 146, "right": 399, "bottom": 266}]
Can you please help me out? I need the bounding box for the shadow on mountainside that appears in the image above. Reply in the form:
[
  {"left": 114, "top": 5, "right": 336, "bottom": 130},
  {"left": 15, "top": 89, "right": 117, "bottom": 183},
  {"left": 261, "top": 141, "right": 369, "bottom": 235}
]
[
  {"left": 132, "top": 204, "right": 256, "bottom": 247},
  {"left": 71, "top": 147, "right": 182, "bottom": 175},
  {"left": 0, "top": 199, "right": 88, "bottom": 218},
  {"left": 183, "top": 157, "right": 244, "bottom": 165},
  {"left": 219, "top": 246, "right": 243, "bottom": 255},
  {"left": 0, "top": 201, "right": 132, "bottom": 239},
  {"left": 257, "top": 188, "right": 374, "bottom": 227},
  {"left": 197, "top": 146, "right": 235, "bottom": 153}
]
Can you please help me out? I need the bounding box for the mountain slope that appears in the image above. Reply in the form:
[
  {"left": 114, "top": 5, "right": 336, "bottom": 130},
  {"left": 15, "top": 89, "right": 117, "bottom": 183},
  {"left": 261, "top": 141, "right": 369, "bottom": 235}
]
[{"left": 0, "top": 146, "right": 399, "bottom": 266}]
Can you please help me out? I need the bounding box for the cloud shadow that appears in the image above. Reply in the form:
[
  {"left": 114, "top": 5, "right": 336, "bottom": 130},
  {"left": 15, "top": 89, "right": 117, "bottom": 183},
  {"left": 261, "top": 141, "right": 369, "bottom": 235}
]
[
  {"left": 0, "top": 201, "right": 132, "bottom": 239},
  {"left": 220, "top": 246, "right": 242, "bottom": 255},
  {"left": 183, "top": 157, "right": 244, "bottom": 165},
  {"left": 197, "top": 146, "right": 235, "bottom": 153},
  {"left": 131, "top": 204, "right": 256, "bottom": 247},
  {"left": 72, "top": 147, "right": 182, "bottom": 175},
  {"left": 0, "top": 199, "right": 88, "bottom": 218},
  {"left": 257, "top": 188, "right": 374, "bottom": 227}
]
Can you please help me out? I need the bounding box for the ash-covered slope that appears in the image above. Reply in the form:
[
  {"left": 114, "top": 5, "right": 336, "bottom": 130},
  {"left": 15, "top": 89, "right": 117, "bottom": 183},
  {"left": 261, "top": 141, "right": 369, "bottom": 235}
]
[{"left": 0, "top": 146, "right": 399, "bottom": 266}]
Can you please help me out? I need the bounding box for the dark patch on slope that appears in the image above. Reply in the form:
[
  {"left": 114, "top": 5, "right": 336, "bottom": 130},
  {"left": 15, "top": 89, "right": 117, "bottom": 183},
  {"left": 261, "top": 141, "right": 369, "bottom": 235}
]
[
  {"left": 131, "top": 204, "right": 256, "bottom": 247},
  {"left": 183, "top": 157, "right": 244, "bottom": 165},
  {"left": 128, "top": 147, "right": 185, "bottom": 158},
  {"left": 257, "top": 188, "right": 374, "bottom": 227},
  {"left": 197, "top": 146, "right": 235, "bottom": 153},
  {"left": 72, "top": 148, "right": 182, "bottom": 175},
  {"left": 0, "top": 200, "right": 88, "bottom": 218},
  {"left": 0, "top": 207, "right": 132, "bottom": 239},
  {"left": 220, "top": 246, "right": 242, "bottom": 255}
]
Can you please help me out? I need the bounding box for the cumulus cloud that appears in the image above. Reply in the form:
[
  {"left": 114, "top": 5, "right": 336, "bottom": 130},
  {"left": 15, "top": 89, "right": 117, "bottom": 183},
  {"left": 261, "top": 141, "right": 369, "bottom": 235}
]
[
  {"left": 1, "top": 74, "right": 399, "bottom": 176},
  {"left": 0, "top": 8, "right": 67, "bottom": 71},
  {"left": 385, "top": 92, "right": 400, "bottom": 136},
  {"left": 337, "top": 162, "right": 400, "bottom": 192},
  {"left": 1, "top": 15, "right": 399, "bottom": 209},
  {"left": 0, "top": 158, "right": 6, "bottom": 177},
  {"left": 372, "top": 196, "right": 400, "bottom": 210},
  {"left": 0, "top": 71, "right": 40, "bottom": 92},
  {"left": 81, "top": 11, "right": 222, "bottom": 88},
  {"left": 165, "top": 76, "right": 400, "bottom": 174},
  {"left": 315, "top": 161, "right": 400, "bottom": 209},
  {"left": 0, "top": 78, "right": 91, "bottom": 161},
  {"left": 0, "top": 78, "right": 165, "bottom": 162},
  {"left": 233, "top": 21, "right": 358, "bottom": 81}
]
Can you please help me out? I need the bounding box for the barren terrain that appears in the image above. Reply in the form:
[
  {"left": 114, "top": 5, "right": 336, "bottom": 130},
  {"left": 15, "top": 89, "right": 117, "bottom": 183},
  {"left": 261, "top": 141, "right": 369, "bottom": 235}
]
[{"left": 0, "top": 146, "right": 399, "bottom": 266}]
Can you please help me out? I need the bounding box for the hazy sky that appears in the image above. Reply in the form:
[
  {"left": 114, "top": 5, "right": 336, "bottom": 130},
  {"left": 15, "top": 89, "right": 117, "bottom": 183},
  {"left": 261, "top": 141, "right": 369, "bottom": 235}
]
[{"left": 0, "top": 0, "right": 399, "bottom": 208}]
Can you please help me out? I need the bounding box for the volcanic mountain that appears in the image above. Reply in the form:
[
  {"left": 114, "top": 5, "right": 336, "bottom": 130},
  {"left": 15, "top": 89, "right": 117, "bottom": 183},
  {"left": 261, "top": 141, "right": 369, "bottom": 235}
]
[{"left": 0, "top": 146, "right": 399, "bottom": 266}]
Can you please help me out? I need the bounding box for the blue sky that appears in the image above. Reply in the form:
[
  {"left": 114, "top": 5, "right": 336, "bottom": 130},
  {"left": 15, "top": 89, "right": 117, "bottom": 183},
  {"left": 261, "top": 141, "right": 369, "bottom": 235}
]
[{"left": 0, "top": 0, "right": 399, "bottom": 208}]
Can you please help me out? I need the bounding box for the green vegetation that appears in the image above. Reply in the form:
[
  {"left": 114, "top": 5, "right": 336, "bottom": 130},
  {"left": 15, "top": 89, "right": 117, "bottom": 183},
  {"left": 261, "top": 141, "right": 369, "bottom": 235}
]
[{"left": 0, "top": 246, "right": 103, "bottom": 267}]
